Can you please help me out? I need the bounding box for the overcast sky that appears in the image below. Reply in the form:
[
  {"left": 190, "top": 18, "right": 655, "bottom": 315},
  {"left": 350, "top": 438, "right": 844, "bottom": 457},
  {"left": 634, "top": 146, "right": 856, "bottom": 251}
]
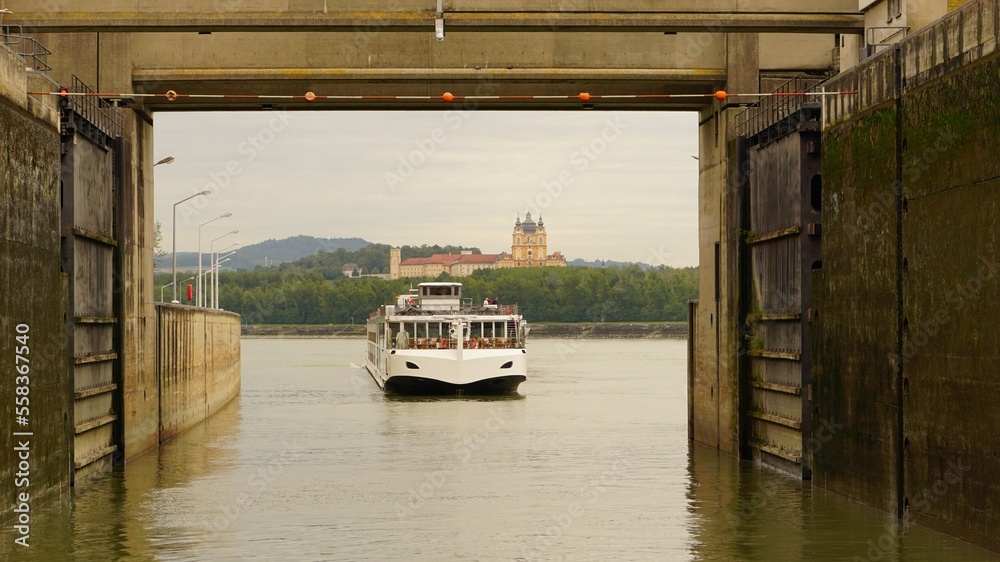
[{"left": 153, "top": 110, "right": 699, "bottom": 267}]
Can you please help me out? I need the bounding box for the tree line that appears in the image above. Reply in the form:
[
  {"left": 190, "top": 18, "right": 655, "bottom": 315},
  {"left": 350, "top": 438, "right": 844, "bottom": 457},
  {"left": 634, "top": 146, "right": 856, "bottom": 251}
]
[{"left": 205, "top": 264, "right": 697, "bottom": 325}]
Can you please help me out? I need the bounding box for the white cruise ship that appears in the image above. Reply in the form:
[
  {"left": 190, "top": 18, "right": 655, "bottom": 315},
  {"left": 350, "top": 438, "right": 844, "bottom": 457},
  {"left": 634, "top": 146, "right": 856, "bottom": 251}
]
[{"left": 365, "top": 282, "right": 527, "bottom": 394}]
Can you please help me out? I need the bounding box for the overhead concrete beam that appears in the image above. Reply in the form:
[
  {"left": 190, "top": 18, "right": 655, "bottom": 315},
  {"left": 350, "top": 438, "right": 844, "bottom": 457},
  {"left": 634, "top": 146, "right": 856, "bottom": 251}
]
[
  {"left": 132, "top": 67, "right": 727, "bottom": 83},
  {"left": 14, "top": 11, "right": 864, "bottom": 34},
  {"left": 129, "top": 67, "right": 727, "bottom": 111}
]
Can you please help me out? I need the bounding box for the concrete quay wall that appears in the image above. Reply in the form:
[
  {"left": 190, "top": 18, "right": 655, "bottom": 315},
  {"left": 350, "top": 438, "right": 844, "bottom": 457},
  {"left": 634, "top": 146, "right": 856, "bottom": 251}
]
[
  {"left": 0, "top": 44, "right": 68, "bottom": 520},
  {"left": 156, "top": 305, "right": 241, "bottom": 443},
  {"left": 817, "top": 0, "right": 1000, "bottom": 551}
]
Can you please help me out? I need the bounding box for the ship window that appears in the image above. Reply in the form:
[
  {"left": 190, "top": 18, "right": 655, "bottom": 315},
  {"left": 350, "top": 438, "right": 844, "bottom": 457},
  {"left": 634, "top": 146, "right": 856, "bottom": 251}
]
[{"left": 428, "top": 323, "right": 441, "bottom": 338}]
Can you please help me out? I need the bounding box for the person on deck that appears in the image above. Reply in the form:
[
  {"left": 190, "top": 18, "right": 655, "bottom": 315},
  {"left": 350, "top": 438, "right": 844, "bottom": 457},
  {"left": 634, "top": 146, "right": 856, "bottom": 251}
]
[{"left": 395, "top": 329, "right": 410, "bottom": 349}]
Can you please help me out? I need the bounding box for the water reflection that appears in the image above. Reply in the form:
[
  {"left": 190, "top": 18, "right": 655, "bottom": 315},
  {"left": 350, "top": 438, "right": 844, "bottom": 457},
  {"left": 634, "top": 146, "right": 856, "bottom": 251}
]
[
  {"left": 686, "top": 444, "right": 996, "bottom": 561},
  {"left": 1, "top": 339, "right": 997, "bottom": 561}
]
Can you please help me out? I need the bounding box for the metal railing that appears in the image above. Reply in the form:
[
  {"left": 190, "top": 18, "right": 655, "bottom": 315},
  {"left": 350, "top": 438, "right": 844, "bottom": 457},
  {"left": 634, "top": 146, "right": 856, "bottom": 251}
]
[
  {"left": 0, "top": 25, "right": 51, "bottom": 72},
  {"left": 735, "top": 75, "right": 826, "bottom": 139},
  {"left": 63, "top": 75, "right": 124, "bottom": 139}
]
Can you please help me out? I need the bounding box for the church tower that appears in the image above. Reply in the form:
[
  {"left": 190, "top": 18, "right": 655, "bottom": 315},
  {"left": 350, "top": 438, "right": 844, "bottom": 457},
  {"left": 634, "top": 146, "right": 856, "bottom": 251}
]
[{"left": 511, "top": 212, "right": 549, "bottom": 266}]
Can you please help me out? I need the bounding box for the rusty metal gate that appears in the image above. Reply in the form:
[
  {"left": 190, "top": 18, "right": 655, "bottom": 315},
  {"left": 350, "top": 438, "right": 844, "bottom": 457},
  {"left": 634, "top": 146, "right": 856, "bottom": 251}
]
[
  {"left": 736, "top": 79, "right": 824, "bottom": 477},
  {"left": 59, "top": 76, "right": 125, "bottom": 483}
]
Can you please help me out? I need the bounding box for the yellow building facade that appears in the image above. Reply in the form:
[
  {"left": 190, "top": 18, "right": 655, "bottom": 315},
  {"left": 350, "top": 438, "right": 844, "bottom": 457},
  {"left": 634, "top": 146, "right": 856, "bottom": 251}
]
[
  {"left": 496, "top": 212, "right": 567, "bottom": 268},
  {"left": 389, "top": 212, "right": 566, "bottom": 279}
]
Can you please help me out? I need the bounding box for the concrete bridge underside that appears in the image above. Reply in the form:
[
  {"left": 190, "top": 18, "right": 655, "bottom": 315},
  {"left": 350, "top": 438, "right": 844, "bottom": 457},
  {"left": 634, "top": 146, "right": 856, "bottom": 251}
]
[
  {"left": 3, "top": 0, "right": 858, "bottom": 459},
  {"left": 10, "top": 0, "right": 862, "bottom": 111}
]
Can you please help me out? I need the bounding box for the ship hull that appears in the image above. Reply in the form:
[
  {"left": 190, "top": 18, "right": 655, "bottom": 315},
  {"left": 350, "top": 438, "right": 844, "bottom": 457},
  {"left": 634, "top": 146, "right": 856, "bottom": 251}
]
[{"left": 366, "top": 348, "right": 527, "bottom": 395}]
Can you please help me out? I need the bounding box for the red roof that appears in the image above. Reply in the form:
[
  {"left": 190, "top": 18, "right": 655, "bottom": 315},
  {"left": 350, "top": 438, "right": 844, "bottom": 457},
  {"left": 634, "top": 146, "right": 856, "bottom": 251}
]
[{"left": 400, "top": 253, "right": 499, "bottom": 266}]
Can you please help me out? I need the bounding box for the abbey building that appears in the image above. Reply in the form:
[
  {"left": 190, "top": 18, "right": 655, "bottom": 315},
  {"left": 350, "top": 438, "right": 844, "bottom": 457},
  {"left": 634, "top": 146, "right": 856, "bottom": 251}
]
[
  {"left": 496, "top": 212, "right": 567, "bottom": 268},
  {"left": 389, "top": 212, "right": 567, "bottom": 279}
]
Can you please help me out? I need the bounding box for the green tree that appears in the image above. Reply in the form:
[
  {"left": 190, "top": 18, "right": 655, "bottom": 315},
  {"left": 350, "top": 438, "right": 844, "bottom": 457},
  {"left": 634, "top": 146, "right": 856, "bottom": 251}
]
[{"left": 153, "top": 221, "right": 167, "bottom": 262}]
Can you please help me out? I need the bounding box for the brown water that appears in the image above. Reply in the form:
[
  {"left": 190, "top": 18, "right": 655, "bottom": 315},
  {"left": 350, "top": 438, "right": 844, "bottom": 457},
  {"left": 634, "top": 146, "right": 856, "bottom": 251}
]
[{"left": 2, "top": 339, "right": 997, "bottom": 561}]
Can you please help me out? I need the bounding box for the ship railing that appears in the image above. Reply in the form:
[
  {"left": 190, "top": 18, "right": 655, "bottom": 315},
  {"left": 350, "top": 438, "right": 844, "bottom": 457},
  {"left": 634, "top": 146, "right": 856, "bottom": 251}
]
[
  {"left": 392, "top": 337, "right": 523, "bottom": 350},
  {"left": 390, "top": 303, "right": 520, "bottom": 316}
]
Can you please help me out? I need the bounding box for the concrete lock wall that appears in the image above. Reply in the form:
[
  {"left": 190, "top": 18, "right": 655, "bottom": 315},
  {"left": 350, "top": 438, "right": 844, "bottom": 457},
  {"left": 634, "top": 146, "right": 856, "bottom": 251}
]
[
  {"left": 818, "top": 0, "right": 1000, "bottom": 551},
  {"left": 0, "top": 45, "right": 70, "bottom": 518},
  {"left": 156, "top": 305, "right": 241, "bottom": 443}
]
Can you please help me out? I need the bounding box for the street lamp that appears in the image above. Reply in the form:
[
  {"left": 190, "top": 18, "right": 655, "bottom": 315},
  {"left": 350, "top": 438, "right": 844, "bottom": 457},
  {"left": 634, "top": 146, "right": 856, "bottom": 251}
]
[
  {"left": 213, "top": 247, "right": 238, "bottom": 309},
  {"left": 214, "top": 250, "right": 237, "bottom": 309},
  {"left": 198, "top": 212, "right": 232, "bottom": 307},
  {"left": 172, "top": 190, "right": 211, "bottom": 302},
  {"left": 154, "top": 156, "right": 175, "bottom": 167},
  {"left": 209, "top": 232, "right": 238, "bottom": 308},
  {"left": 160, "top": 275, "right": 195, "bottom": 303}
]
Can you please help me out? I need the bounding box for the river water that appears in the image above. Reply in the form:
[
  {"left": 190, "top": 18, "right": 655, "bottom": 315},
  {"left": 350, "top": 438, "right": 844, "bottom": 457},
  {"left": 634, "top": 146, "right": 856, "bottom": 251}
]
[{"left": 3, "top": 339, "right": 997, "bottom": 561}]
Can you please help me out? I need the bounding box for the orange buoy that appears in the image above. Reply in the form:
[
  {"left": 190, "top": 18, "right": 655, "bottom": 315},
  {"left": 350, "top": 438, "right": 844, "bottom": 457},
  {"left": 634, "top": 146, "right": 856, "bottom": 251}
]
[
  {"left": 304, "top": 91, "right": 317, "bottom": 102},
  {"left": 442, "top": 92, "right": 455, "bottom": 102},
  {"left": 715, "top": 90, "right": 728, "bottom": 101},
  {"left": 579, "top": 92, "right": 591, "bottom": 102}
]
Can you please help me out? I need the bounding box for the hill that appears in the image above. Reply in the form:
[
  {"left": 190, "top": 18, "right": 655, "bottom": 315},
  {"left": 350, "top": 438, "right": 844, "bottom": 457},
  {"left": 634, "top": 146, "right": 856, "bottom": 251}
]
[{"left": 157, "top": 235, "right": 371, "bottom": 271}]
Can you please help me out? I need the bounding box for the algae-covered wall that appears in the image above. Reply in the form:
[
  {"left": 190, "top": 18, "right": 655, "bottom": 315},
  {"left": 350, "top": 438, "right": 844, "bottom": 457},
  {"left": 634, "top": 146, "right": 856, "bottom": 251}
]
[
  {"left": 816, "top": 100, "right": 902, "bottom": 515},
  {"left": 898, "top": 50, "right": 1000, "bottom": 550},
  {"left": 0, "top": 48, "right": 70, "bottom": 523},
  {"left": 817, "top": 0, "right": 1000, "bottom": 551}
]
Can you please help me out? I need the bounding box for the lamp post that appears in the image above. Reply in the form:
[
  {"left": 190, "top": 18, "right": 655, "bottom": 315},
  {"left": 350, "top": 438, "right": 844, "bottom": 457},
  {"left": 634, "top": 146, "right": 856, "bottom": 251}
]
[
  {"left": 160, "top": 281, "right": 174, "bottom": 303},
  {"left": 198, "top": 212, "right": 232, "bottom": 307},
  {"left": 171, "top": 190, "right": 210, "bottom": 302},
  {"left": 214, "top": 252, "right": 236, "bottom": 309},
  {"left": 208, "top": 232, "right": 238, "bottom": 308},
  {"left": 213, "top": 247, "right": 238, "bottom": 309},
  {"left": 160, "top": 275, "right": 194, "bottom": 303}
]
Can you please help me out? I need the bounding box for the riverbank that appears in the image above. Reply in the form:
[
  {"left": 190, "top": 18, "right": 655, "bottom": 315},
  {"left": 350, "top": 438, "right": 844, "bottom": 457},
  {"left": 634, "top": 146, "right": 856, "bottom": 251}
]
[{"left": 240, "top": 322, "right": 687, "bottom": 339}]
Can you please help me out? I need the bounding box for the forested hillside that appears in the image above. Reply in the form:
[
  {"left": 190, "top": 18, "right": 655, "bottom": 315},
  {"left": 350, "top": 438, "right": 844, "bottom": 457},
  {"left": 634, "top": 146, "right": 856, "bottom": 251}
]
[{"left": 210, "top": 264, "right": 697, "bottom": 324}]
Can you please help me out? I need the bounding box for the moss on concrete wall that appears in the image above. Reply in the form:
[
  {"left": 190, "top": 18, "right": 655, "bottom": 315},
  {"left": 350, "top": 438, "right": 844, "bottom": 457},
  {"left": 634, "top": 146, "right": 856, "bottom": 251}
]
[
  {"left": 899, "top": 52, "right": 1000, "bottom": 551},
  {"left": 819, "top": 36, "right": 1000, "bottom": 553},
  {"left": 815, "top": 101, "right": 902, "bottom": 515},
  {"left": 0, "top": 95, "right": 69, "bottom": 521}
]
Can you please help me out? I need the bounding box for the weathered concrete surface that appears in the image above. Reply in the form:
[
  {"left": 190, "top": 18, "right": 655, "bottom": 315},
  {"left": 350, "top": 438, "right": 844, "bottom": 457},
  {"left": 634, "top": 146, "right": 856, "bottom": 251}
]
[
  {"left": 15, "top": 2, "right": 846, "bottom": 111},
  {"left": 156, "top": 305, "right": 241, "bottom": 443},
  {"left": 9, "top": 0, "right": 864, "bottom": 34},
  {"left": 815, "top": 100, "right": 902, "bottom": 515},
  {"left": 817, "top": 0, "right": 1000, "bottom": 551},
  {"left": 0, "top": 46, "right": 69, "bottom": 521},
  {"left": 899, "top": 48, "right": 1000, "bottom": 551}
]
